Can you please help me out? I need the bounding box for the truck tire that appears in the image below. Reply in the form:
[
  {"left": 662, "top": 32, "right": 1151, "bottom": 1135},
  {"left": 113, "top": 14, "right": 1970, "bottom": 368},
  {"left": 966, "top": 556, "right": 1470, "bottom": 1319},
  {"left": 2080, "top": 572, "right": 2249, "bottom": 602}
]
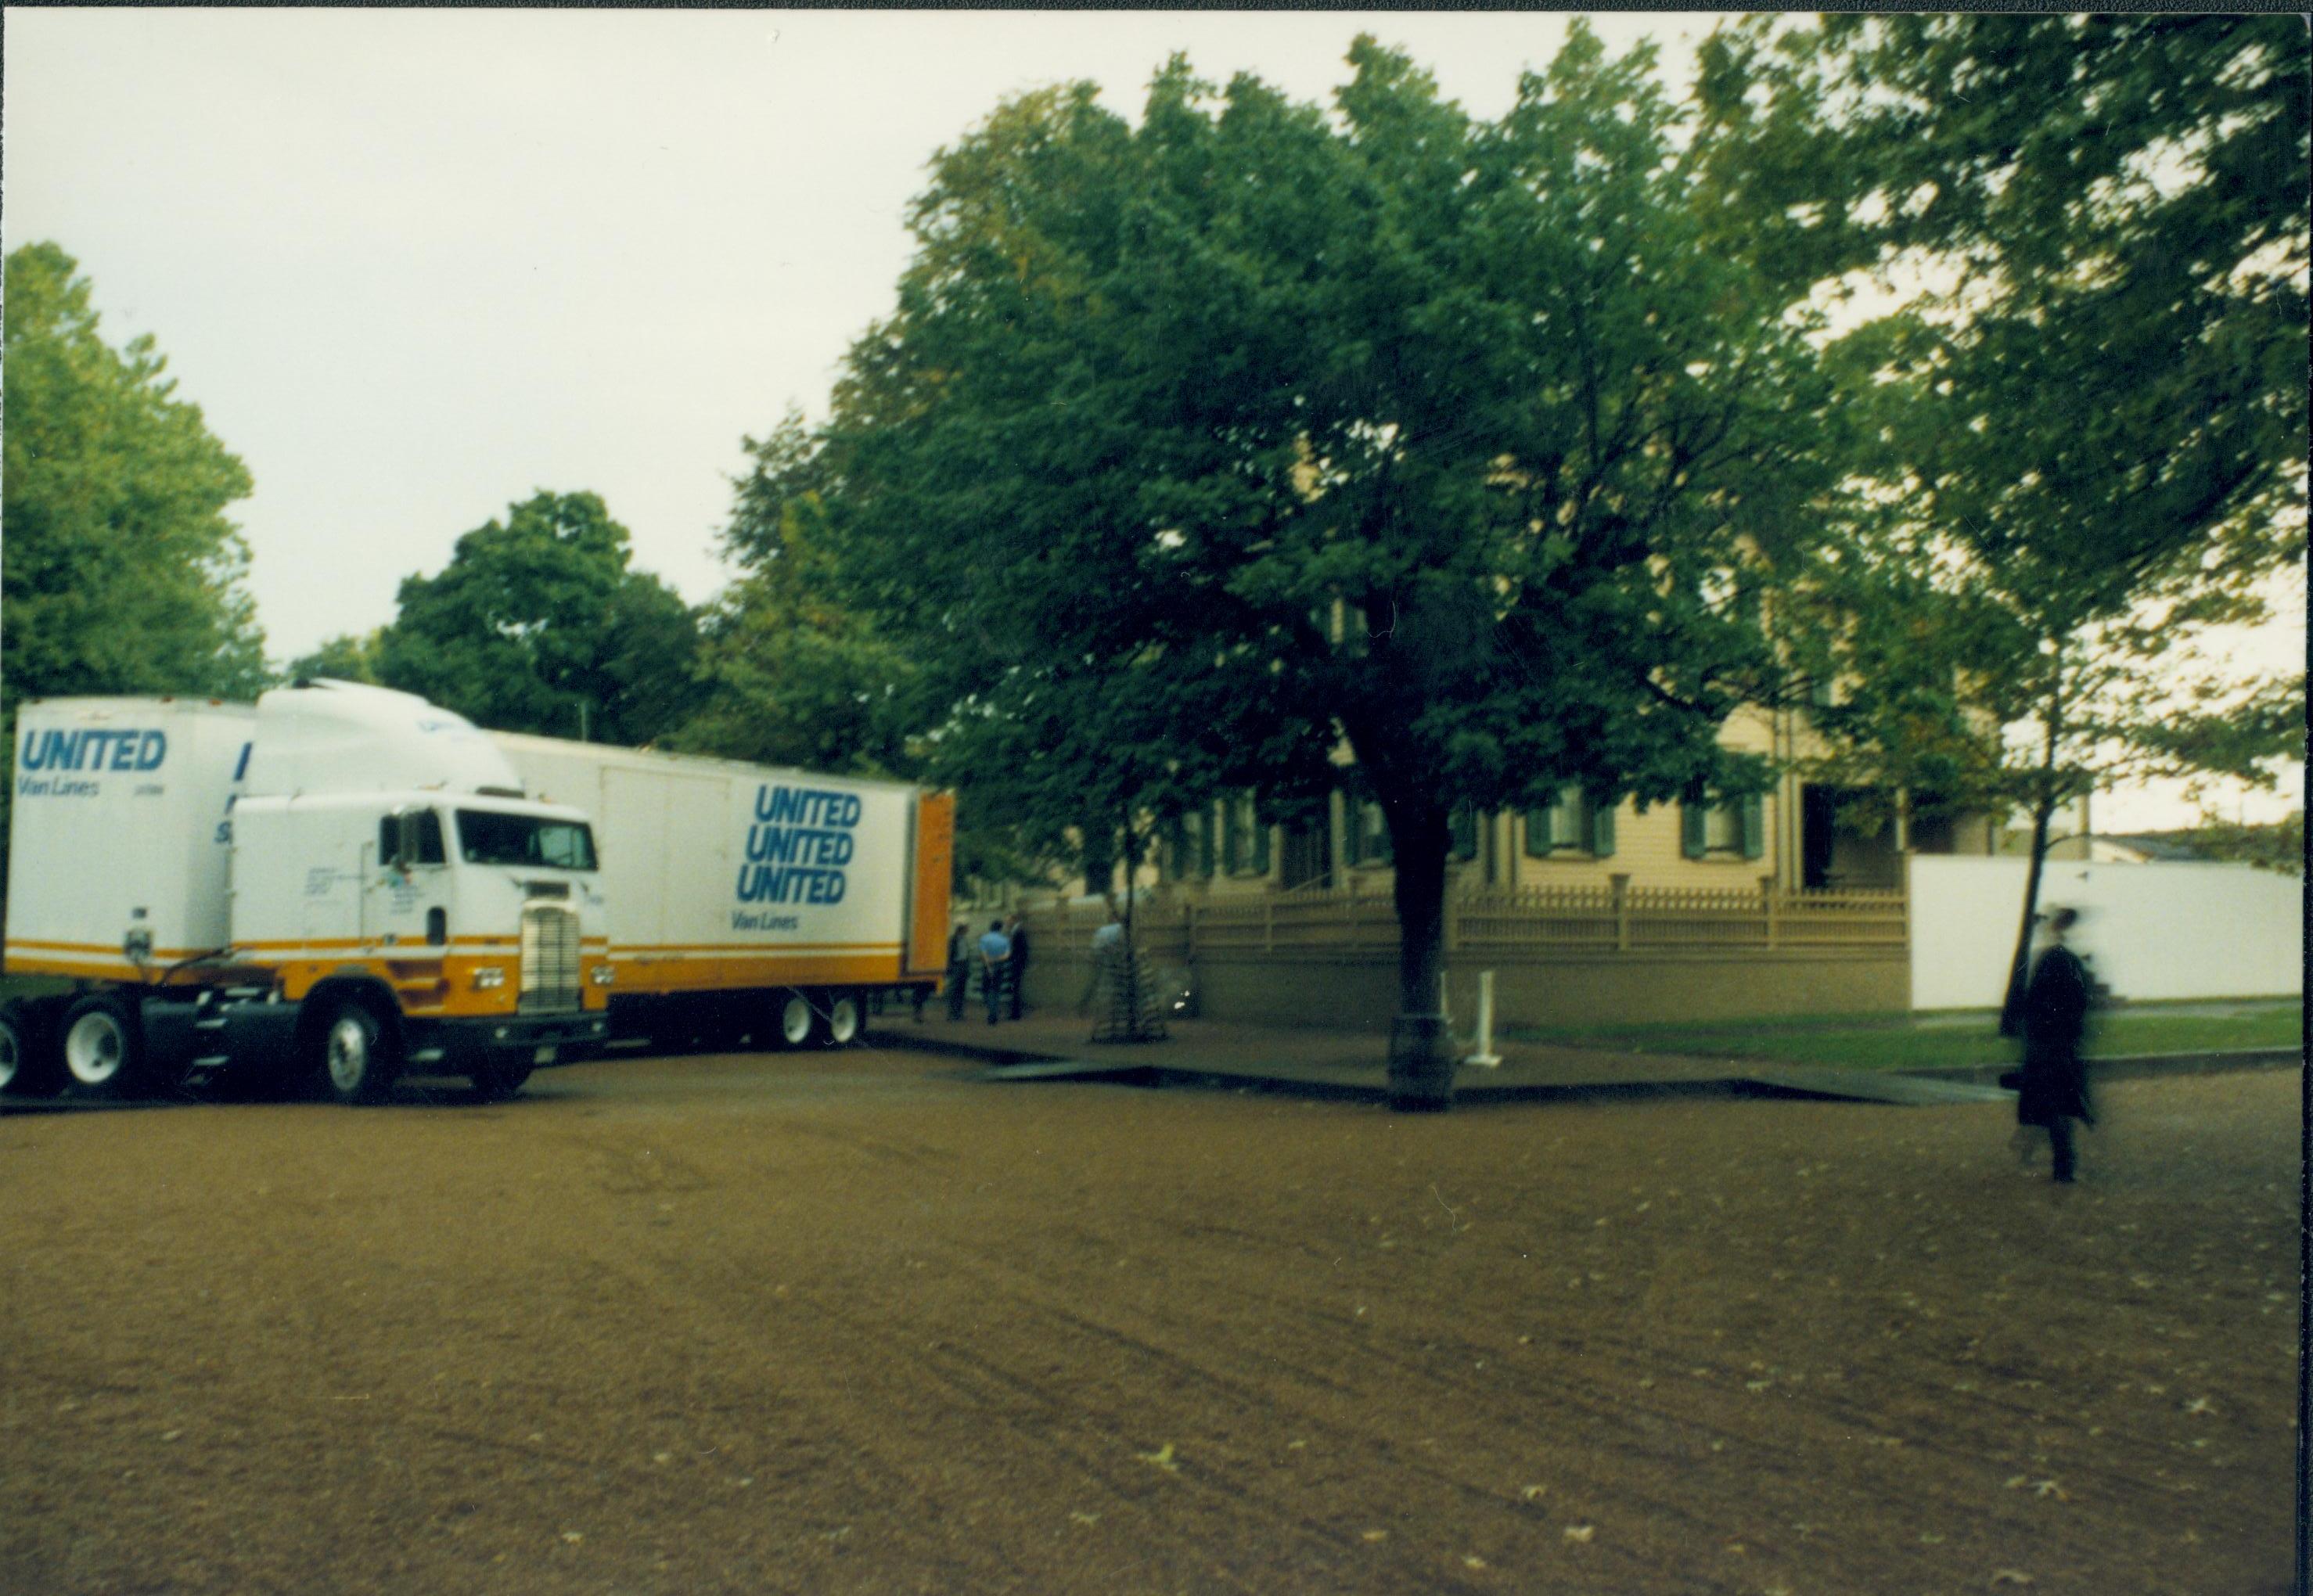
[
  {"left": 468, "top": 1061, "right": 532, "bottom": 1102},
  {"left": 313, "top": 998, "right": 400, "bottom": 1106},
  {"left": 820, "top": 993, "right": 862, "bottom": 1048},
  {"left": 776, "top": 991, "right": 816, "bottom": 1050},
  {"left": 0, "top": 1002, "right": 61, "bottom": 1097},
  {"left": 60, "top": 994, "right": 147, "bottom": 1098}
]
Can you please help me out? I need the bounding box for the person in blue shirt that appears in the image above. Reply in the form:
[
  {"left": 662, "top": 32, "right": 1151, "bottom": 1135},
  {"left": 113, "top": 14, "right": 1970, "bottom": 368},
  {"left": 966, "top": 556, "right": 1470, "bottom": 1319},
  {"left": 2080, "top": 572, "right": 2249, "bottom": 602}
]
[{"left": 976, "top": 919, "right": 1011, "bottom": 1026}]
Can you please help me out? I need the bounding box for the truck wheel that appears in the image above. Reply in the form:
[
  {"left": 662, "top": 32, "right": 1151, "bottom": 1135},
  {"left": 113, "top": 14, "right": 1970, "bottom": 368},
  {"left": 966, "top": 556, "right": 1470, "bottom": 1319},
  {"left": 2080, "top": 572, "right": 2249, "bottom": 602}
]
[
  {"left": 0, "top": 1003, "right": 61, "bottom": 1097},
  {"left": 314, "top": 999, "right": 399, "bottom": 1106},
  {"left": 469, "top": 1061, "right": 532, "bottom": 1102},
  {"left": 60, "top": 994, "right": 145, "bottom": 1098},
  {"left": 821, "top": 994, "right": 862, "bottom": 1048},
  {"left": 777, "top": 991, "right": 816, "bottom": 1049}
]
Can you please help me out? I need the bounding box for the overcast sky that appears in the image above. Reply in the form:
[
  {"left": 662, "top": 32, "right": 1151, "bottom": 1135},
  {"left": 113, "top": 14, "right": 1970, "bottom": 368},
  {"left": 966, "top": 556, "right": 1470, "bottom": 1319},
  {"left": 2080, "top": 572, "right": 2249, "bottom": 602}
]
[{"left": 4, "top": 8, "right": 2300, "bottom": 829}]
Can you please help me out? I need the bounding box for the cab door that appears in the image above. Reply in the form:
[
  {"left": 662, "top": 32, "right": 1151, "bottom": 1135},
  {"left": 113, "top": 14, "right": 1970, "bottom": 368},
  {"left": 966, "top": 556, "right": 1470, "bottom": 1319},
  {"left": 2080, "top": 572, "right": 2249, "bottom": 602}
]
[{"left": 364, "top": 806, "right": 453, "bottom": 951}]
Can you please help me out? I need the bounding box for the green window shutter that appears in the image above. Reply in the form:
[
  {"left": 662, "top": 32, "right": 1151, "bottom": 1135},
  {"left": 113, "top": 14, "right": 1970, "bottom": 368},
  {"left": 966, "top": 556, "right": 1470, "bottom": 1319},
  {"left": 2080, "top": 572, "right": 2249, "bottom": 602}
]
[
  {"left": 1221, "top": 801, "right": 1240, "bottom": 875},
  {"left": 1369, "top": 801, "right": 1393, "bottom": 864},
  {"left": 1250, "top": 801, "right": 1271, "bottom": 875},
  {"left": 1741, "top": 793, "right": 1766, "bottom": 860},
  {"left": 1591, "top": 803, "right": 1616, "bottom": 858},
  {"left": 1524, "top": 806, "right": 1552, "bottom": 857},
  {"left": 1196, "top": 811, "right": 1215, "bottom": 878},
  {"left": 1451, "top": 808, "right": 1477, "bottom": 861},
  {"left": 1682, "top": 801, "right": 1707, "bottom": 859},
  {"left": 1344, "top": 799, "right": 1362, "bottom": 867}
]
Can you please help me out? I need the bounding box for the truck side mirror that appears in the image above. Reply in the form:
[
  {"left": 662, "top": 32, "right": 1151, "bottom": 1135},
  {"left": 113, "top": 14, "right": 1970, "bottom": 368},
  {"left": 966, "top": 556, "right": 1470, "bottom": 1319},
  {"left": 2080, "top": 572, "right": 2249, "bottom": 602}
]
[{"left": 395, "top": 809, "right": 422, "bottom": 870}]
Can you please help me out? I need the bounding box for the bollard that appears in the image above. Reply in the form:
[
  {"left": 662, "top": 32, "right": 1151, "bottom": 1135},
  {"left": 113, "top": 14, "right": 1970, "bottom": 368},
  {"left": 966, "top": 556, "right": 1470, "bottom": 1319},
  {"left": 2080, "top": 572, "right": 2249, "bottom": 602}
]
[{"left": 1464, "top": 969, "right": 1503, "bottom": 1068}]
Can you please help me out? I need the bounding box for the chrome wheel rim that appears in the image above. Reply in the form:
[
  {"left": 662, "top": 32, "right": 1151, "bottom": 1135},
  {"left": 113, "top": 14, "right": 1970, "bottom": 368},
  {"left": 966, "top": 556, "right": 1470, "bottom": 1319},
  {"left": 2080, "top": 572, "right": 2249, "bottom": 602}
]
[
  {"left": 64, "top": 1012, "right": 126, "bottom": 1087},
  {"left": 326, "top": 1015, "right": 372, "bottom": 1095},
  {"left": 780, "top": 995, "right": 815, "bottom": 1047},
  {"left": 826, "top": 997, "right": 860, "bottom": 1046}
]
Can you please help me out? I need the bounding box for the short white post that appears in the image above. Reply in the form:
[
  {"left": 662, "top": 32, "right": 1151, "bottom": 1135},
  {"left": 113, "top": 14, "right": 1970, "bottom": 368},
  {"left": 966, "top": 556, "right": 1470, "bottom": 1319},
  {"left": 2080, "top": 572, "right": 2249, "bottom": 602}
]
[{"left": 1464, "top": 969, "right": 1503, "bottom": 1068}]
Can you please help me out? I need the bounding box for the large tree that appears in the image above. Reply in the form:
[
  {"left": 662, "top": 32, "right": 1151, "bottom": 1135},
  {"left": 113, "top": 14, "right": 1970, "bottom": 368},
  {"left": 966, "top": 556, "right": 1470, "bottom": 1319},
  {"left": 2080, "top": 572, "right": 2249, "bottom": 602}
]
[
  {"left": 1703, "top": 15, "right": 2308, "bottom": 1022},
  {"left": 3, "top": 243, "right": 268, "bottom": 893},
  {"left": 3, "top": 243, "right": 268, "bottom": 718},
  {"left": 750, "top": 31, "right": 1850, "bottom": 1104},
  {"left": 355, "top": 491, "right": 703, "bottom": 746}
]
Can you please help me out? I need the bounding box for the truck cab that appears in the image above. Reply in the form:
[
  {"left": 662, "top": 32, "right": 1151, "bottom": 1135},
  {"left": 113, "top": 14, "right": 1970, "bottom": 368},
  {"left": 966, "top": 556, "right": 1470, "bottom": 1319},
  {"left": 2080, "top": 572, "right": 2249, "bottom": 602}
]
[{"left": 2, "top": 680, "right": 610, "bottom": 1104}]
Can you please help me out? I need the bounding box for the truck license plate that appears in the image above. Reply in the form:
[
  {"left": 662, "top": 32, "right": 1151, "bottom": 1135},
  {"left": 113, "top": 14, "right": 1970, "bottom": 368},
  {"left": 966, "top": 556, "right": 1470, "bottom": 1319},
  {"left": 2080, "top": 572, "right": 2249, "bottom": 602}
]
[{"left": 534, "top": 1045, "right": 558, "bottom": 1065}]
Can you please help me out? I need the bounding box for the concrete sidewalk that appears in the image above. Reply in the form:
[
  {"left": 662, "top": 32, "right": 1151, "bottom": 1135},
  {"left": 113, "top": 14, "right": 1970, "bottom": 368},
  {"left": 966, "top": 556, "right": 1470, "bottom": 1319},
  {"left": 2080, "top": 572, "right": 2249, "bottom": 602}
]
[
  {"left": 864, "top": 1009, "right": 1987, "bottom": 1105},
  {"left": 865, "top": 1006, "right": 2299, "bottom": 1107}
]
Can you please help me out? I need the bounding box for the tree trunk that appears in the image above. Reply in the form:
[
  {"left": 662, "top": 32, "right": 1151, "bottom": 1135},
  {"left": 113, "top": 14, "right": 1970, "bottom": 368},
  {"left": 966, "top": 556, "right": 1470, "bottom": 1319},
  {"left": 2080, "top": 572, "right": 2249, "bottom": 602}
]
[
  {"left": 1385, "top": 799, "right": 1456, "bottom": 1111},
  {"left": 1998, "top": 710, "right": 2064, "bottom": 1037}
]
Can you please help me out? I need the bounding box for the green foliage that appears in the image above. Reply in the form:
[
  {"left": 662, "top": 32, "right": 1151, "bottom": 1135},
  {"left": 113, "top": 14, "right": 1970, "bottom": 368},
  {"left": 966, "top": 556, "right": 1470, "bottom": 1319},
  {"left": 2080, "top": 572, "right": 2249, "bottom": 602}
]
[
  {"left": 369, "top": 491, "right": 703, "bottom": 746},
  {"left": 747, "top": 31, "right": 1851, "bottom": 1016},
  {"left": 2139, "top": 813, "right": 2305, "bottom": 875},
  {"left": 3, "top": 243, "right": 268, "bottom": 718},
  {"left": 283, "top": 630, "right": 384, "bottom": 686},
  {"left": 670, "top": 416, "right": 920, "bottom": 776},
  {"left": 2, "top": 242, "right": 268, "bottom": 895},
  {"left": 1715, "top": 16, "right": 2308, "bottom": 1015}
]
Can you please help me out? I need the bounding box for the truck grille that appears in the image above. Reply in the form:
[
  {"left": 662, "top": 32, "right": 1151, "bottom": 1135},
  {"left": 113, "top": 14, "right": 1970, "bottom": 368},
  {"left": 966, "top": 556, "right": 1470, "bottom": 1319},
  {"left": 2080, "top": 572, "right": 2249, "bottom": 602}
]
[{"left": 518, "top": 904, "right": 582, "bottom": 1015}]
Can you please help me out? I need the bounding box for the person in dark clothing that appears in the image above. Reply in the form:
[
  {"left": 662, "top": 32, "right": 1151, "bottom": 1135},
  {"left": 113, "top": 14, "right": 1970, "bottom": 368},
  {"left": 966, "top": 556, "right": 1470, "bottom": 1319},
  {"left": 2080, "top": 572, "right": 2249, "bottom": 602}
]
[
  {"left": 1004, "top": 914, "right": 1031, "bottom": 1019},
  {"left": 2014, "top": 906, "right": 2097, "bottom": 1183},
  {"left": 945, "top": 922, "right": 970, "bottom": 1022}
]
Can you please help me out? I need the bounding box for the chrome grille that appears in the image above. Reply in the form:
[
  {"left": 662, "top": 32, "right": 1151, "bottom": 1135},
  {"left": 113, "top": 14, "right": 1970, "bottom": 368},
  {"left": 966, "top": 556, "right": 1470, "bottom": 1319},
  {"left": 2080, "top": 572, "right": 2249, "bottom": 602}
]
[{"left": 518, "top": 903, "right": 582, "bottom": 1014}]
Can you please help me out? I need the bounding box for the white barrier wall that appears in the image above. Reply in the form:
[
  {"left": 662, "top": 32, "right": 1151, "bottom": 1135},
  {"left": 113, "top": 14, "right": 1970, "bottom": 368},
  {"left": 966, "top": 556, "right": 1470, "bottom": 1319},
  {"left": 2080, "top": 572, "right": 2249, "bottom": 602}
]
[{"left": 1909, "top": 856, "right": 2305, "bottom": 1010}]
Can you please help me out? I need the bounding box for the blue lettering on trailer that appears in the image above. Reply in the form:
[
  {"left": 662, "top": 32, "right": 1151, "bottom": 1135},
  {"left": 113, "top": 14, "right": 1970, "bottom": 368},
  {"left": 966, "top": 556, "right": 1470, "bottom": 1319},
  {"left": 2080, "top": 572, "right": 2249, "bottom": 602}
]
[
  {"left": 736, "top": 783, "right": 862, "bottom": 908},
  {"left": 17, "top": 727, "right": 167, "bottom": 778}
]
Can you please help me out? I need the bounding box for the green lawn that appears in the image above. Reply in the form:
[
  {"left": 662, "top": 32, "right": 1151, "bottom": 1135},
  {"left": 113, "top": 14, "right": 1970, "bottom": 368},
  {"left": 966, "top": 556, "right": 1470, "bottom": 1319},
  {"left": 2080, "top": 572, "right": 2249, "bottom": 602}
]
[{"left": 1507, "top": 1002, "right": 2304, "bottom": 1073}]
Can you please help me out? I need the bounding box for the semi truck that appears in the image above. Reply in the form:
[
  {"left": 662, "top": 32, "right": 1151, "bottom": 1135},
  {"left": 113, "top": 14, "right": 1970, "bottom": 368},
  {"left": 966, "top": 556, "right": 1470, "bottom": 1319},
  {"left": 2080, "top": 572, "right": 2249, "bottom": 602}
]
[
  {"left": 1, "top": 681, "right": 610, "bottom": 1103},
  {"left": 488, "top": 733, "right": 954, "bottom": 1051}
]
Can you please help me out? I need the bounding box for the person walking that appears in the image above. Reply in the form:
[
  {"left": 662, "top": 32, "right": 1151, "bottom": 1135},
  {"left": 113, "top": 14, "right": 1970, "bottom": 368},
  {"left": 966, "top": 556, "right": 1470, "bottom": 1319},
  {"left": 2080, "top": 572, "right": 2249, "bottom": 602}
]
[
  {"left": 976, "top": 918, "right": 1012, "bottom": 1026},
  {"left": 945, "top": 921, "right": 971, "bottom": 1023},
  {"left": 2013, "top": 905, "right": 2097, "bottom": 1184},
  {"left": 1004, "top": 912, "right": 1031, "bottom": 1020},
  {"left": 1078, "top": 907, "right": 1124, "bottom": 1015}
]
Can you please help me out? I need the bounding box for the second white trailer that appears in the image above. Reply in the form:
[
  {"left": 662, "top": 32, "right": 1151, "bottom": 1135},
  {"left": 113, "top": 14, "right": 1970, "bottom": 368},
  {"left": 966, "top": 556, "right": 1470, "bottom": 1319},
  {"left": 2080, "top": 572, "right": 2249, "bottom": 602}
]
[{"left": 491, "top": 734, "right": 954, "bottom": 1048}]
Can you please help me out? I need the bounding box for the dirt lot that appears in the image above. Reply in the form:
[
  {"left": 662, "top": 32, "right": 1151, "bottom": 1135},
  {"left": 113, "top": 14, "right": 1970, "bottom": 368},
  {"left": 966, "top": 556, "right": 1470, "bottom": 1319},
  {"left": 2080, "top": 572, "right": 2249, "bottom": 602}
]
[{"left": 1, "top": 1040, "right": 2299, "bottom": 1596}]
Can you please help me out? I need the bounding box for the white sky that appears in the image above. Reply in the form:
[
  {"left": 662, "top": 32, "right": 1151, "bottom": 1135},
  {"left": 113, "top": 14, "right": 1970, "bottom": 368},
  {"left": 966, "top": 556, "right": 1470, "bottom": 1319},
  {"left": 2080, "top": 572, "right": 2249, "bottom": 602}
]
[{"left": 3, "top": 8, "right": 2300, "bottom": 831}]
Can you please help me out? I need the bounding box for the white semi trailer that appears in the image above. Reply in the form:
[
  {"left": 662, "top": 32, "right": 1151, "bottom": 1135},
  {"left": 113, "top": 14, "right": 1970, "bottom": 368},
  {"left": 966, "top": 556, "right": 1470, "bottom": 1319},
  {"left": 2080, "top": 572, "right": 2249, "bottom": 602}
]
[
  {"left": 491, "top": 733, "right": 954, "bottom": 1050},
  {"left": 1, "top": 681, "right": 610, "bottom": 1103}
]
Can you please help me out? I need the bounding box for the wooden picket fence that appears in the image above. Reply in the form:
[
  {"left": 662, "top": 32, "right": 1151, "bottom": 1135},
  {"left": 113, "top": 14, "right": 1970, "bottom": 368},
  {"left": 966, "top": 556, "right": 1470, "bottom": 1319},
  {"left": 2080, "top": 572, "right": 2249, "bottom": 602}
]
[{"left": 1023, "top": 879, "right": 1906, "bottom": 962}]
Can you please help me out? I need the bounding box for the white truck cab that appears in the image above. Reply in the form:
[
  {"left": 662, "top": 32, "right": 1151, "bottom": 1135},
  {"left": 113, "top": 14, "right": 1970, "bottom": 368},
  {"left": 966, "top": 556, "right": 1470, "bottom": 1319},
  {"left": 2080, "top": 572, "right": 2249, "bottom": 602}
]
[{"left": 2, "top": 680, "right": 609, "bottom": 1104}]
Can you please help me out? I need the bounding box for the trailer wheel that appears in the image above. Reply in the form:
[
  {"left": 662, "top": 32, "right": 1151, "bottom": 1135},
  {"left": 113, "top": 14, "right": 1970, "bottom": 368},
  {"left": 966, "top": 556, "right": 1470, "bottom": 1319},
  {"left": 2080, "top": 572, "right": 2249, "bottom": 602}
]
[
  {"left": 777, "top": 992, "right": 817, "bottom": 1049},
  {"left": 821, "top": 994, "right": 862, "bottom": 1048},
  {"left": 469, "top": 1061, "right": 532, "bottom": 1102},
  {"left": 60, "top": 995, "right": 145, "bottom": 1098},
  {"left": 313, "top": 998, "right": 399, "bottom": 1106},
  {"left": 0, "top": 1003, "right": 61, "bottom": 1097}
]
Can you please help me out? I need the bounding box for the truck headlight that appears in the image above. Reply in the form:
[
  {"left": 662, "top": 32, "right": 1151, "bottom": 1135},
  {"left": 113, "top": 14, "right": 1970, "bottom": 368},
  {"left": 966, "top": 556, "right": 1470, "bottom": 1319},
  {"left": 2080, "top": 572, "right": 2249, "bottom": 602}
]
[
  {"left": 473, "top": 966, "right": 506, "bottom": 990},
  {"left": 589, "top": 965, "right": 615, "bottom": 986}
]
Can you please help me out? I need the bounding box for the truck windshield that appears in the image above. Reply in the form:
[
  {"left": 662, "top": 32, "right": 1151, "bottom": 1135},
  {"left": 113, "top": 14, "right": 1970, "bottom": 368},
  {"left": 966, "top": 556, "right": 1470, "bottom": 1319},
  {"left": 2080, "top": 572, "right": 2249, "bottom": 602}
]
[{"left": 455, "top": 809, "right": 598, "bottom": 871}]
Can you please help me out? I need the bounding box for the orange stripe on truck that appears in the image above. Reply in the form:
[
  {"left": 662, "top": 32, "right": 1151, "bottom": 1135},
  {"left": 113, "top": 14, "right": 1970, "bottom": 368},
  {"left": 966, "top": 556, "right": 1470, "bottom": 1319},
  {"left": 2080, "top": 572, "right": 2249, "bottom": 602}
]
[
  {"left": 608, "top": 951, "right": 905, "bottom": 995},
  {"left": 908, "top": 789, "right": 955, "bottom": 978}
]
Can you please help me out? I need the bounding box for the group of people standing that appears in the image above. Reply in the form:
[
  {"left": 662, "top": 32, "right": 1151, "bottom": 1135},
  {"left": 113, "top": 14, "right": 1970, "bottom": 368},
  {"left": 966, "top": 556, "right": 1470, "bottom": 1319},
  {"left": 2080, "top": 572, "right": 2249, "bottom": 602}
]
[{"left": 948, "top": 913, "right": 1030, "bottom": 1025}]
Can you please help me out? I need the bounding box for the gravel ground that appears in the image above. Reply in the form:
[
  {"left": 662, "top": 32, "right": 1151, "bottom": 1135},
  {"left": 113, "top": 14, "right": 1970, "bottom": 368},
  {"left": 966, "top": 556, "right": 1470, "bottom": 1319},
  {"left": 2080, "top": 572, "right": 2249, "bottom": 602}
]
[{"left": 1, "top": 1043, "right": 2299, "bottom": 1596}]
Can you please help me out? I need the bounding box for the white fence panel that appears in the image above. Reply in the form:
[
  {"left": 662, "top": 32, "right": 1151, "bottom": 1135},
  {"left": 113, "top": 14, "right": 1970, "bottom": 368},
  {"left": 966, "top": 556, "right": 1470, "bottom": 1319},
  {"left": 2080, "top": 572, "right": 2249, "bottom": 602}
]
[{"left": 1909, "top": 856, "right": 2304, "bottom": 1009}]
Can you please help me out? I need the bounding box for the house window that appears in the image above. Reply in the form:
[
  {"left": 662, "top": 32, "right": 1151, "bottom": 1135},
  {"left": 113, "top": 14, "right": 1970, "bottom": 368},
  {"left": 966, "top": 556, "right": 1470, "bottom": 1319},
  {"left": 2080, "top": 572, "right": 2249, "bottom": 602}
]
[
  {"left": 1682, "top": 786, "right": 1765, "bottom": 861},
  {"left": 1221, "top": 793, "right": 1270, "bottom": 877},
  {"left": 1344, "top": 798, "right": 1391, "bottom": 867},
  {"left": 1227, "top": 793, "right": 1270, "bottom": 877},
  {"left": 1524, "top": 786, "right": 1616, "bottom": 858}
]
